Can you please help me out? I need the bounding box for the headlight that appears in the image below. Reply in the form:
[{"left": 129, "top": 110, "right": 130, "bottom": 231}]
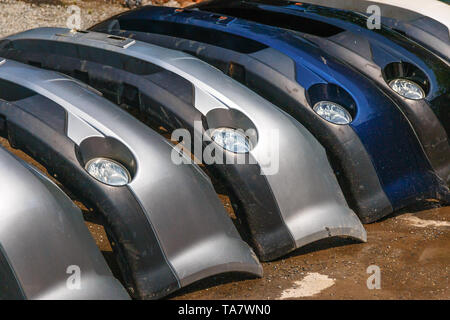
[
  {"left": 313, "top": 101, "right": 352, "bottom": 125},
  {"left": 211, "top": 128, "right": 252, "bottom": 153},
  {"left": 85, "top": 158, "right": 131, "bottom": 186},
  {"left": 389, "top": 78, "right": 425, "bottom": 100}
]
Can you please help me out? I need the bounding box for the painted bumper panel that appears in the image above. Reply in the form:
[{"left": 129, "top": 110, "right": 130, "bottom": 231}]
[
  {"left": 292, "top": 0, "right": 450, "bottom": 61},
  {"left": 189, "top": 0, "right": 450, "bottom": 183},
  {"left": 0, "top": 28, "right": 366, "bottom": 261},
  {"left": 89, "top": 6, "right": 450, "bottom": 222},
  {"left": 0, "top": 59, "right": 262, "bottom": 299},
  {"left": 0, "top": 146, "right": 130, "bottom": 300}
]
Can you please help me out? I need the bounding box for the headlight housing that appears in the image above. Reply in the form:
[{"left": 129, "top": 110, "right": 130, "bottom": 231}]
[
  {"left": 211, "top": 128, "right": 252, "bottom": 153},
  {"left": 389, "top": 78, "right": 425, "bottom": 100},
  {"left": 313, "top": 101, "right": 352, "bottom": 125},
  {"left": 85, "top": 158, "right": 131, "bottom": 186}
]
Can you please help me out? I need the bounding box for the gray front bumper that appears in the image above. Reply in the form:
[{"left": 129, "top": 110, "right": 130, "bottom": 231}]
[
  {"left": 0, "top": 58, "right": 262, "bottom": 299},
  {"left": 0, "top": 146, "right": 130, "bottom": 300}
]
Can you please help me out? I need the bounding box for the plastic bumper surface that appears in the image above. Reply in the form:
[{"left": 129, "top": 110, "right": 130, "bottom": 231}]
[
  {"left": 0, "top": 58, "right": 262, "bottom": 299},
  {"left": 0, "top": 146, "right": 130, "bottom": 300},
  {"left": 0, "top": 29, "right": 366, "bottom": 261}
]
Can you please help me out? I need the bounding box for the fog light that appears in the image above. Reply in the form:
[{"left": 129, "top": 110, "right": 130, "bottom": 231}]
[
  {"left": 313, "top": 101, "right": 352, "bottom": 125},
  {"left": 389, "top": 79, "right": 425, "bottom": 100},
  {"left": 85, "top": 158, "right": 131, "bottom": 186},
  {"left": 211, "top": 128, "right": 252, "bottom": 153}
]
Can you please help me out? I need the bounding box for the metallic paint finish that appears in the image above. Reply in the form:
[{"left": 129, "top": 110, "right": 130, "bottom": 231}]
[
  {"left": 190, "top": 1, "right": 450, "bottom": 179},
  {"left": 210, "top": 0, "right": 450, "bottom": 60},
  {"left": 0, "top": 58, "right": 262, "bottom": 297},
  {"left": 0, "top": 28, "right": 367, "bottom": 260},
  {"left": 282, "top": 0, "right": 450, "bottom": 60},
  {"left": 100, "top": 6, "right": 449, "bottom": 214},
  {"left": 334, "top": 0, "right": 450, "bottom": 35},
  {"left": 0, "top": 146, "right": 130, "bottom": 300}
]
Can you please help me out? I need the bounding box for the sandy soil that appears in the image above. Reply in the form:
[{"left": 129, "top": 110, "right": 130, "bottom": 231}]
[
  {"left": 0, "top": 0, "right": 197, "bottom": 38},
  {"left": 0, "top": 0, "right": 448, "bottom": 300},
  {"left": 171, "top": 204, "right": 449, "bottom": 300},
  {"left": 3, "top": 133, "right": 449, "bottom": 300}
]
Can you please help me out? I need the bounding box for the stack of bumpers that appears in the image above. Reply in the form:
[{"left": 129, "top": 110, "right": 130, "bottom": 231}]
[{"left": 0, "top": 0, "right": 448, "bottom": 299}]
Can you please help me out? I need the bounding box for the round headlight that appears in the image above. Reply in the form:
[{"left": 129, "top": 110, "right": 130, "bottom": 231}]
[
  {"left": 389, "top": 78, "right": 425, "bottom": 100},
  {"left": 211, "top": 128, "right": 252, "bottom": 153},
  {"left": 85, "top": 158, "right": 131, "bottom": 186},
  {"left": 313, "top": 101, "right": 352, "bottom": 125}
]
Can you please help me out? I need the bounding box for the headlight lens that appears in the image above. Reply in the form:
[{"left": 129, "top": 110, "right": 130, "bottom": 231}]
[
  {"left": 85, "top": 158, "right": 131, "bottom": 186},
  {"left": 211, "top": 128, "right": 252, "bottom": 153},
  {"left": 389, "top": 78, "right": 425, "bottom": 100},
  {"left": 313, "top": 101, "right": 352, "bottom": 125}
]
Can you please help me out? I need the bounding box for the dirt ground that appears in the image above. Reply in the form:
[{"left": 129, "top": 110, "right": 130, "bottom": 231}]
[
  {"left": 172, "top": 204, "right": 449, "bottom": 300},
  {"left": 0, "top": 0, "right": 449, "bottom": 300}
]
